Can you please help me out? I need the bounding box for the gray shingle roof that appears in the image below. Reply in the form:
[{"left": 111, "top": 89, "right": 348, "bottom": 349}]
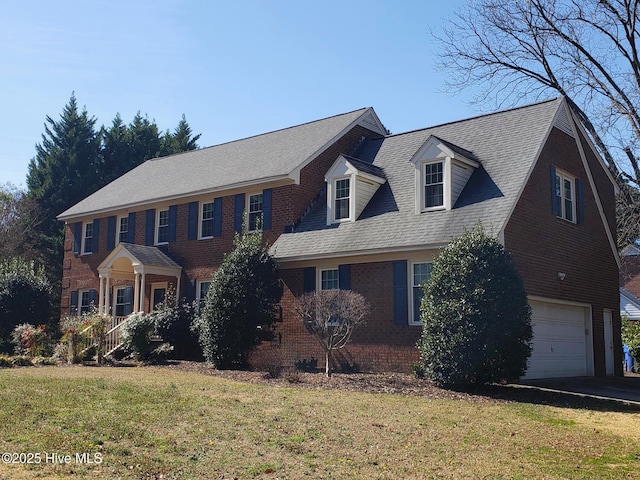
[
  {"left": 119, "top": 243, "right": 181, "bottom": 269},
  {"left": 270, "top": 98, "right": 565, "bottom": 261},
  {"left": 59, "top": 107, "right": 375, "bottom": 220}
]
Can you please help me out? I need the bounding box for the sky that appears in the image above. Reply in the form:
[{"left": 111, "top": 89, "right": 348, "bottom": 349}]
[{"left": 0, "top": 0, "right": 482, "bottom": 189}]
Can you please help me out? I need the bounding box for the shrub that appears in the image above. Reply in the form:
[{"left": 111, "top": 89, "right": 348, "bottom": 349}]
[
  {"left": 11, "top": 323, "right": 49, "bottom": 357},
  {"left": 194, "top": 232, "right": 282, "bottom": 369},
  {"left": 60, "top": 315, "right": 89, "bottom": 364},
  {"left": 622, "top": 315, "right": 640, "bottom": 364},
  {"left": 120, "top": 313, "right": 156, "bottom": 361},
  {"left": 149, "top": 298, "right": 199, "bottom": 359},
  {"left": 84, "top": 311, "right": 110, "bottom": 364},
  {"left": 0, "top": 355, "right": 12, "bottom": 368},
  {"left": 418, "top": 225, "right": 533, "bottom": 390},
  {"left": 0, "top": 258, "right": 53, "bottom": 353},
  {"left": 11, "top": 356, "right": 34, "bottom": 366}
]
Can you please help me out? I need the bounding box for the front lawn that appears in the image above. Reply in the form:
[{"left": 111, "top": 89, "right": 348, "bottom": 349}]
[{"left": 0, "top": 366, "right": 638, "bottom": 479}]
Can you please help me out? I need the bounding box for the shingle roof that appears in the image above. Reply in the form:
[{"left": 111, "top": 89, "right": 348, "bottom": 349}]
[
  {"left": 119, "top": 243, "right": 181, "bottom": 269},
  {"left": 59, "top": 107, "right": 377, "bottom": 220},
  {"left": 270, "top": 98, "right": 565, "bottom": 261}
]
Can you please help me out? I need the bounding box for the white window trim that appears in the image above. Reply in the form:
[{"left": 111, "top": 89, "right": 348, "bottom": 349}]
[
  {"left": 79, "top": 288, "right": 93, "bottom": 315},
  {"left": 409, "top": 261, "right": 433, "bottom": 325},
  {"left": 331, "top": 176, "right": 353, "bottom": 224},
  {"left": 81, "top": 222, "right": 93, "bottom": 255},
  {"left": 151, "top": 282, "right": 168, "bottom": 311},
  {"left": 419, "top": 160, "right": 449, "bottom": 212},
  {"left": 555, "top": 169, "right": 577, "bottom": 223},
  {"left": 196, "top": 279, "right": 213, "bottom": 309},
  {"left": 116, "top": 215, "right": 129, "bottom": 245},
  {"left": 318, "top": 267, "right": 340, "bottom": 326},
  {"left": 155, "top": 208, "right": 169, "bottom": 245},
  {"left": 246, "top": 192, "right": 264, "bottom": 232},
  {"left": 199, "top": 201, "right": 215, "bottom": 239},
  {"left": 113, "top": 286, "right": 128, "bottom": 317}
]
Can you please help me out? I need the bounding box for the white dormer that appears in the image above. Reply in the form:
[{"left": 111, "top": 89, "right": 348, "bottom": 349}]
[
  {"left": 409, "top": 136, "right": 479, "bottom": 213},
  {"left": 325, "top": 155, "right": 386, "bottom": 225}
]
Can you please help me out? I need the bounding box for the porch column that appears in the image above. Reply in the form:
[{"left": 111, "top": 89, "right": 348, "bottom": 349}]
[
  {"left": 139, "top": 273, "right": 146, "bottom": 313},
  {"left": 175, "top": 275, "right": 181, "bottom": 306},
  {"left": 104, "top": 275, "right": 111, "bottom": 315},
  {"left": 99, "top": 276, "right": 105, "bottom": 314},
  {"left": 133, "top": 273, "right": 140, "bottom": 314}
]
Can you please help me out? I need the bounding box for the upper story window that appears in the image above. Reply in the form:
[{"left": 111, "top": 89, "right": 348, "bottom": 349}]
[
  {"left": 411, "top": 262, "right": 432, "bottom": 325},
  {"left": 553, "top": 169, "right": 576, "bottom": 223},
  {"left": 248, "top": 193, "right": 263, "bottom": 232},
  {"left": 156, "top": 209, "right": 169, "bottom": 244},
  {"left": 320, "top": 268, "right": 340, "bottom": 290},
  {"left": 82, "top": 222, "right": 94, "bottom": 254},
  {"left": 118, "top": 216, "right": 129, "bottom": 244},
  {"left": 196, "top": 279, "right": 212, "bottom": 309},
  {"left": 334, "top": 178, "right": 351, "bottom": 221},
  {"left": 424, "top": 161, "right": 444, "bottom": 209},
  {"left": 200, "top": 201, "right": 214, "bottom": 238}
]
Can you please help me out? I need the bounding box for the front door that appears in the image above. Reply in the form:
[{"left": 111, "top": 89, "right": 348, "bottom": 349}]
[
  {"left": 151, "top": 283, "right": 167, "bottom": 310},
  {"left": 604, "top": 310, "right": 614, "bottom": 375}
]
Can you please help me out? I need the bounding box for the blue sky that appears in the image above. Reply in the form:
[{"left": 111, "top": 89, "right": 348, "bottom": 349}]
[{"left": 1, "top": 0, "right": 481, "bottom": 189}]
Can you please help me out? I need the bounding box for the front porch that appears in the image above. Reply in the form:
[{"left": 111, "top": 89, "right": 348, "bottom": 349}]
[{"left": 88, "top": 243, "right": 183, "bottom": 354}]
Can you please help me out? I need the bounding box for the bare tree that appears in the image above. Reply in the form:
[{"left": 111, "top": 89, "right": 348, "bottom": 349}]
[
  {"left": 294, "top": 289, "right": 370, "bottom": 377},
  {"left": 435, "top": 0, "right": 640, "bottom": 245},
  {"left": 0, "top": 184, "right": 43, "bottom": 262}
]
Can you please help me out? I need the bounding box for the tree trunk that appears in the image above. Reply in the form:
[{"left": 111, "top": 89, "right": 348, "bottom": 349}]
[{"left": 325, "top": 350, "right": 332, "bottom": 377}]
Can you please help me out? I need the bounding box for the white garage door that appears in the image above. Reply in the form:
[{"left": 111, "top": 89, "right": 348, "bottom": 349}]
[{"left": 524, "top": 299, "right": 591, "bottom": 379}]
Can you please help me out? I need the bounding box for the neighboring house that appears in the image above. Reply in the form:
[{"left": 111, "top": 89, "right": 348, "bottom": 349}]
[
  {"left": 620, "top": 245, "right": 640, "bottom": 321},
  {"left": 620, "top": 288, "right": 640, "bottom": 322},
  {"left": 58, "top": 97, "right": 622, "bottom": 378}
]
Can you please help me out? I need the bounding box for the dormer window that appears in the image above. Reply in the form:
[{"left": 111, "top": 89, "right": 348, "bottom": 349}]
[
  {"left": 424, "top": 161, "right": 444, "bottom": 209},
  {"left": 325, "top": 155, "right": 386, "bottom": 226},
  {"left": 410, "top": 136, "right": 479, "bottom": 214},
  {"left": 334, "top": 178, "right": 351, "bottom": 221}
]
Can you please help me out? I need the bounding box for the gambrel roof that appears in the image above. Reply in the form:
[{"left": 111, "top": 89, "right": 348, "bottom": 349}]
[
  {"left": 271, "top": 97, "right": 616, "bottom": 261},
  {"left": 58, "top": 107, "right": 385, "bottom": 220}
]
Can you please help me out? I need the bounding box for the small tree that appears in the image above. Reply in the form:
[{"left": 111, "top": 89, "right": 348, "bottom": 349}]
[
  {"left": 294, "top": 289, "right": 370, "bottom": 377},
  {"left": 622, "top": 315, "right": 640, "bottom": 365},
  {"left": 418, "top": 225, "right": 533, "bottom": 390},
  {"left": 193, "top": 232, "right": 282, "bottom": 369}
]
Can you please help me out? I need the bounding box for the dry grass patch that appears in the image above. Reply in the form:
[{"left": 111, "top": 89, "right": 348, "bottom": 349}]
[{"left": 0, "top": 366, "right": 638, "bottom": 479}]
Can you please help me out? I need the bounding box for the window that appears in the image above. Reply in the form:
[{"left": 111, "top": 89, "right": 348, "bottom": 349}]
[
  {"left": 82, "top": 222, "right": 94, "bottom": 254},
  {"left": 320, "top": 268, "right": 339, "bottom": 290},
  {"left": 554, "top": 170, "right": 576, "bottom": 222},
  {"left": 424, "top": 161, "right": 444, "bottom": 209},
  {"left": 79, "top": 289, "right": 94, "bottom": 315},
  {"left": 114, "top": 287, "right": 128, "bottom": 317},
  {"left": 196, "top": 280, "right": 212, "bottom": 309},
  {"left": 200, "top": 202, "right": 214, "bottom": 238},
  {"left": 156, "top": 209, "right": 169, "bottom": 244},
  {"left": 118, "top": 216, "right": 129, "bottom": 244},
  {"left": 334, "top": 178, "right": 351, "bottom": 220},
  {"left": 411, "top": 262, "right": 432, "bottom": 324},
  {"left": 248, "top": 193, "right": 263, "bottom": 231},
  {"left": 151, "top": 283, "right": 167, "bottom": 310}
]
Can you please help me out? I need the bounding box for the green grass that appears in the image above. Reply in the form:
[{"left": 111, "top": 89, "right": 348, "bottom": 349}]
[{"left": 0, "top": 366, "right": 638, "bottom": 479}]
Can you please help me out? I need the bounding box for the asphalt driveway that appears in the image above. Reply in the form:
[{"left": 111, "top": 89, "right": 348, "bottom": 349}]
[{"left": 518, "top": 373, "right": 640, "bottom": 405}]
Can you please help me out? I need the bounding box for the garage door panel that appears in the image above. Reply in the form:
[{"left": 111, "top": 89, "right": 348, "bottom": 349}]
[{"left": 524, "top": 300, "right": 589, "bottom": 379}]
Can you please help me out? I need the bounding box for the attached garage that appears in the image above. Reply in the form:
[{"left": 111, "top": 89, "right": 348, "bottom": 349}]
[{"left": 524, "top": 298, "right": 594, "bottom": 379}]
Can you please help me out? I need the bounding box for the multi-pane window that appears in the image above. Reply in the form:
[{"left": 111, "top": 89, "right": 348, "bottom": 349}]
[
  {"left": 248, "top": 193, "right": 263, "bottom": 231},
  {"left": 334, "top": 178, "right": 351, "bottom": 220},
  {"left": 114, "top": 287, "right": 127, "bottom": 317},
  {"left": 196, "top": 280, "right": 212, "bottom": 309},
  {"left": 412, "top": 262, "right": 432, "bottom": 324},
  {"left": 424, "top": 162, "right": 444, "bottom": 208},
  {"left": 201, "top": 202, "right": 214, "bottom": 238},
  {"left": 80, "top": 289, "right": 93, "bottom": 315},
  {"left": 157, "top": 209, "right": 169, "bottom": 244},
  {"left": 320, "top": 269, "right": 339, "bottom": 290},
  {"left": 82, "top": 222, "right": 94, "bottom": 254},
  {"left": 118, "top": 216, "right": 129, "bottom": 243},
  {"left": 554, "top": 170, "right": 575, "bottom": 222}
]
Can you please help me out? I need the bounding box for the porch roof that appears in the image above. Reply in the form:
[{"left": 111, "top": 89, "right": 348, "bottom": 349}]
[{"left": 98, "top": 243, "right": 182, "bottom": 278}]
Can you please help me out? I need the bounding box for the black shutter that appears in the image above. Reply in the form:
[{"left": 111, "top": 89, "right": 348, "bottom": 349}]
[
  {"left": 92, "top": 219, "right": 100, "bottom": 253},
  {"left": 338, "top": 264, "right": 351, "bottom": 290},
  {"left": 107, "top": 216, "right": 116, "bottom": 250},
  {"left": 70, "top": 290, "right": 78, "bottom": 316},
  {"left": 188, "top": 202, "right": 198, "bottom": 240},
  {"left": 213, "top": 198, "right": 222, "bottom": 237},
  {"left": 393, "top": 260, "right": 408, "bottom": 325},
  {"left": 576, "top": 178, "right": 584, "bottom": 223},
  {"left": 168, "top": 205, "right": 177, "bottom": 243},
  {"left": 234, "top": 194, "right": 245, "bottom": 233},
  {"left": 303, "top": 267, "right": 316, "bottom": 293},
  {"left": 263, "top": 188, "right": 272, "bottom": 230},
  {"left": 550, "top": 166, "right": 561, "bottom": 216},
  {"left": 145, "top": 209, "right": 155, "bottom": 245},
  {"left": 73, "top": 223, "right": 82, "bottom": 254},
  {"left": 127, "top": 212, "right": 136, "bottom": 243},
  {"left": 124, "top": 286, "right": 133, "bottom": 315}
]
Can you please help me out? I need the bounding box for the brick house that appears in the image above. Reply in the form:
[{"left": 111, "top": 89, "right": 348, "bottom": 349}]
[{"left": 58, "top": 97, "right": 622, "bottom": 378}]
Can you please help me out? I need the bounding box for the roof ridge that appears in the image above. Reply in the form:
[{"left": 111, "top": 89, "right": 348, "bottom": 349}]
[
  {"left": 149, "top": 107, "right": 372, "bottom": 161},
  {"left": 385, "top": 97, "right": 562, "bottom": 139}
]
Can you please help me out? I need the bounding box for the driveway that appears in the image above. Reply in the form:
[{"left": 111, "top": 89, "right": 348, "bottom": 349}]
[{"left": 517, "top": 373, "right": 640, "bottom": 406}]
